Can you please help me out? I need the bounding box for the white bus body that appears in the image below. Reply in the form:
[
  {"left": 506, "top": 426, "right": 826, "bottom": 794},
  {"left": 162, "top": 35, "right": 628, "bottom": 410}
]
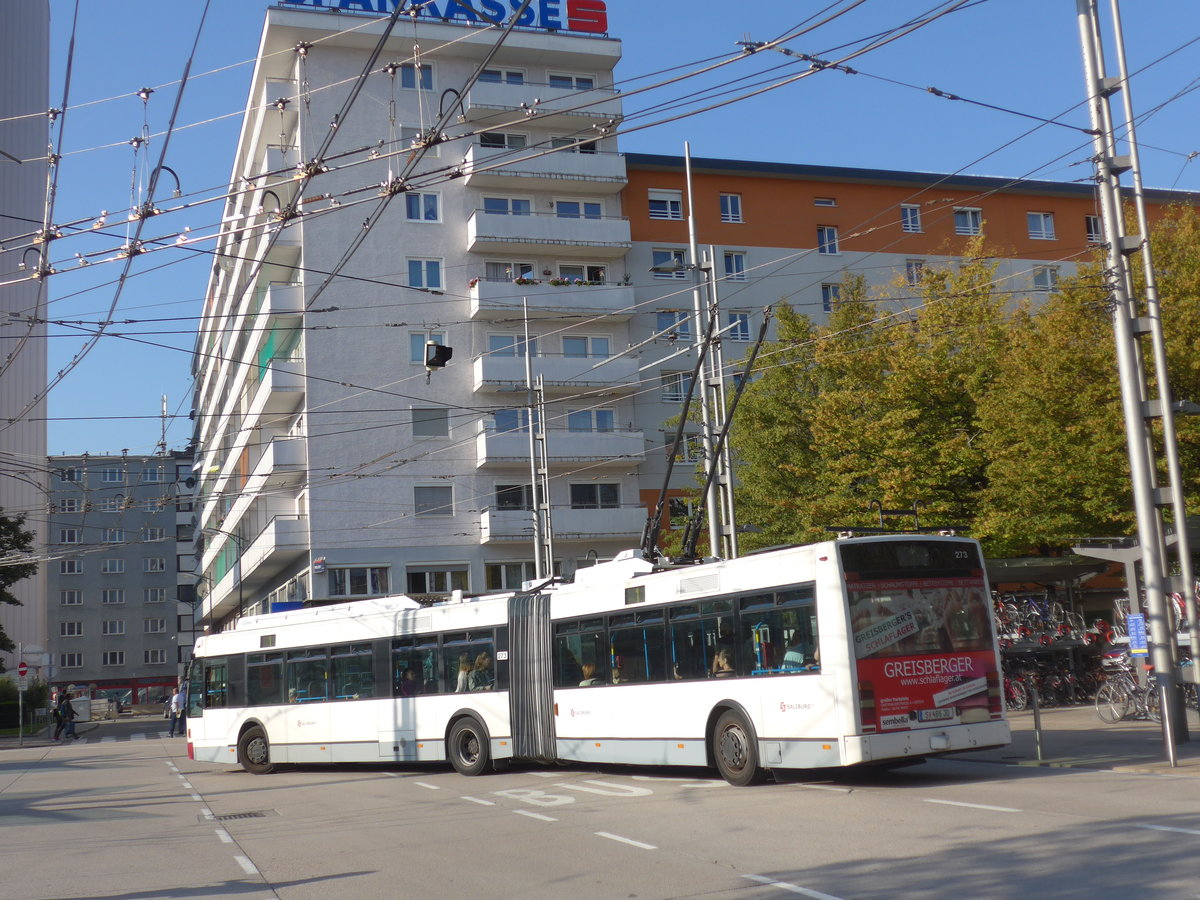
[{"left": 187, "top": 535, "right": 1010, "bottom": 784}]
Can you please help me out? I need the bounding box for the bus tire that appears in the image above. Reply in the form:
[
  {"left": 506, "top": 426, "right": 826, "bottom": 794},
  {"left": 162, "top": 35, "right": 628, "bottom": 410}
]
[
  {"left": 712, "top": 709, "right": 761, "bottom": 786},
  {"left": 238, "top": 724, "right": 275, "bottom": 775},
  {"left": 448, "top": 717, "right": 490, "bottom": 777}
]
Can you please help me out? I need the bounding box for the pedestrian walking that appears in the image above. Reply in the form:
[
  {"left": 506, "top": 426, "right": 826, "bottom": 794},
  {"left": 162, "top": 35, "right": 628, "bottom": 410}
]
[
  {"left": 51, "top": 691, "right": 64, "bottom": 741},
  {"left": 59, "top": 692, "right": 79, "bottom": 741},
  {"left": 168, "top": 688, "right": 183, "bottom": 737}
]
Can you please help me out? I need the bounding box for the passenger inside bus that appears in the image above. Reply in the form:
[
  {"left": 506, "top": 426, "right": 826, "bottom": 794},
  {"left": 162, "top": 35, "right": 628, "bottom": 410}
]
[
  {"left": 468, "top": 652, "right": 494, "bottom": 691},
  {"left": 579, "top": 663, "right": 603, "bottom": 686},
  {"left": 399, "top": 668, "right": 421, "bottom": 697},
  {"left": 713, "top": 649, "right": 735, "bottom": 677},
  {"left": 783, "top": 632, "right": 816, "bottom": 669}
]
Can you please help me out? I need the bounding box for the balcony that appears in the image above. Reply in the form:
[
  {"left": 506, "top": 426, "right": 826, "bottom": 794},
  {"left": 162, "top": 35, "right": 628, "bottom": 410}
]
[
  {"left": 203, "top": 515, "right": 308, "bottom": 624},
  {"left": 254, "top": 281, "right": 303, "bottom": 319},
  {"left": 469, "top": 278, "right": 635, "bottom": 320},
  {"left": 476, "top": 425, "right": 644, "bottom": 468},
  {"left": 479, "top": 506, "right": 644, "bottom": 544},
  {"left": 462, "top": 145, "right": 626, "bottom": 193},
  {"left": 252, "top": 436, "right": 307, "bottom": 488},
  {"left": 463, "top": 81, "right": 622, "bottom": 129},
  {"left": 474, "top": 352, "right": 639, "bottom": 394},
  {"left": 467, "top": 209, "right": 630, "bottom": 258},
  {"left": 248, "top": 359, "right": 304, "bottom": 420}
]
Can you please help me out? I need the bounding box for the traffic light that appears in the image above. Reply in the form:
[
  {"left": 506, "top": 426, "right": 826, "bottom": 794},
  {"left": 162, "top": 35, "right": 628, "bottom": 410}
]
[{"left": 424, "top": 341, "right": 453, "bottom": 371}]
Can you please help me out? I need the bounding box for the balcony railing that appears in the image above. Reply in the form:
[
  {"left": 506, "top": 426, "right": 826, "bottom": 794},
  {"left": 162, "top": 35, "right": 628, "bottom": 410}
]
[
  {"left": 473, "top": 351, "right": 639, "bottom": 394},
  {"left": 468, "top": 277, "right": 635, "bottom": 319},
  {"left": 462, "top": 145, "right": 626, "bottom": 193},
  {"left": 476, "top": 423, "right": 644, "bottom": 468},
  {"left": 463, "top": 80, "right": 623, "bottom": 128},
  {"left": 480, "top": 505, "right": 644, "bottom": 544},
  {"left": 467, "top": 209, "right": 631, "bottom": 258}
]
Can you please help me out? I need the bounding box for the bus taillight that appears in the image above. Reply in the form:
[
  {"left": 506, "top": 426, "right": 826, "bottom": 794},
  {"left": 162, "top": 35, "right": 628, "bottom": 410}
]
[
  {"left": 859, "top": 681, "right": 877, "bottom": 732},
  {"left": 986, "top": 670, "right": 1003, "bottom": 716}
]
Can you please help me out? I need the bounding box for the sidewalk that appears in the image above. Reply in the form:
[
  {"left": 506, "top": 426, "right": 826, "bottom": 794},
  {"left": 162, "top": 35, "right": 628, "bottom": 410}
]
[{"left": 957, "top": 704, "right": 1200, "bottom": 776}]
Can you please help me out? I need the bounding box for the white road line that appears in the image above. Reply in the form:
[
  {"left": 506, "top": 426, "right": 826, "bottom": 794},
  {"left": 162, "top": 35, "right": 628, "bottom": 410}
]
[
  {"left": 384, "top": 772, "right": 399, "bottom": 777},
  {"left": 1136, "top": 823, "right": 1200, "bottom": 836},
  {"left": 461, "top": 796, "right": 495, "bottom": 806},
  {"left": 529, "top": 771, "right": 562, "bottom": 778},
  {"left": 215, "top": 828, "right": 234, "bottom": 843},
  {"left": 131, "top": 733, "right": 146, "bottom": 741},
  {"left": 201, "top": 808, "right": 214, "bottom": 820},
  {"left": 922, "top": 798, "right": 1020, "bottom": 813},
  {"left": 414, "top": 782, "right": 440, "bottom": 790},
  {"left": 795, "top": 783, "right": 852, "bottom": 793},
  {"left": 595, "top": 832, "right": 656, "bottom": 850},
  {"left": 234, "top": 855, "right": 259, "bottom": 875},
  {"left": 743, "top": 874, "right": 845, "bottom": 899},
  {"left": 190, "top": 792, "right": 203, "bottom": 802},
  {"left": 100, "top": 736, "right": 116, "bottom": 743},
  {"left": 514, "top": 810, "right": 557, "bottom": 822},
  {"left": 181, "top": 781, "right": 193, "bottom": 790}
]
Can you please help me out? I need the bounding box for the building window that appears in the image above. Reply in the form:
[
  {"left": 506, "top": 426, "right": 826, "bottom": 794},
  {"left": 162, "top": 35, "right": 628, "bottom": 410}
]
[
  {"left": 814, "top": 197, "right": 837, "bottom": 207},
  {"left": 102, "top": 589, "right": 125, "bottom": 605},
  {"left": 102, "top": 619, "right": 126, "bottom": 636},
  {"left": 60, "top": 560, "right": 82, "bottom": 575},
  {"left": 484, "top": 260, "right": 535, "bottom": 282},
  {"left": 1086, "top": 214, "right": 1103, "bottom": 243},
  {"left": 1027, "top": 212, "right": 1056, "bottom": 240},
  {"left": 407, "top": 258, "right": 442, "bottom": 290},
  {"left": 412, "top": 407, "right": 450, "bottom": 438},
  {"left": 59, "top": 467, "right": 82, "bottom": 483},
  {"left": 101, "top": 559, "right": 125, "bottom": 574},
  {"left": 404, "top": 192, "right": 440, "bottom": 222},
  {"left": 103, "top": 528, "right": 123, "bottom": 543},
  {"left": 400, "top": 62, "right": 432, "bottom": 90},
  {"left": 100, "top": 468, "right": 123, "bottom": 483},
  {"left": 720, "top": 193, "right": 743, "bottom": 223},
  {"left": 144, "top": 618, "right": 166, "bottom": 634},
  {"left": 58, "top": 528, "right": 81, "bottom": 544},
  {"left": 488, "top": 334, "right": 537, "bottom": 357},
  {"left": 1033, "top": 266, "right": 1060, "bottom": 292},
  {"left": 555, "top": 199, "right": 602, "bottom": 219},
  {"left": 821, "top": 283, "right": 841, "bottom": 313},
  {"left": 723, "top": 251, "right": 747, "bottom": 281},
  {"left": 661, "top": 371, "right": 692, "bottom": 402},
  {"left": 648, "top": 189, "right": 683, "bottom": 220},
  {"left": 562, "top": 335, "right": 610, "bottom": 359},
  {"left": 479, "top": 67, "right": 523, "bottom": 84},
  {"left": 95, "top": 498, "right": 121, "bottom": 512},
  {"left": 727, "top": 311, "right": 751, "bottom": 341},
  {"left": 548, "top": 73, "right": 595, "bottom": 90},
  {"left": 656, "top": 310, "right": 691, "bottom": 338},
  {"left": 142, "top": 527, "right": 165, "bottom": 541},
  {"left": 482, "top": 196, "right": 532, "bottom": 216},
  {"left": 667, "top": 434, "right": 703, "bottom": 463},
  {"left": 58, "top": 498, "right": 82, "bottom": 513},
  {"left": 103, "top": 651, "right": 125, "bottom": 666},
  {"left": 569, "top": 483, "right": 620, "bottom": 509},
  {"left": 144, "top": 558, "right": 166, "bottom": 572},
  {"left": 901, "top": 204, "right": 922, "bottom": 233},
  {"left": 496, "top": 484, "right": 535, "bottom": 510},
  {"left": 59, "top": 653, "right": 82, "bottom": 668},
  {"left": 905, "top": 259, "right": 925, "bottom": 287},
  {"left": 480, "top": 131, "right": 526, "bottom": 150},
  {"left": 141, "top": 467, "right": 163, "bottom": 483},
  {"left": 954, "top": 207, "right": 982, "bottom": 236},
  {"left": 145, "top": 649, "right": 167, "bottom": 665},
  {"left": 60, "top": 621, "right": 82, "bottom": 637},
  {"left": 557, "top": 263, "right": 606, "bottom": 283},
  {"left": 550, "top": 135, "right": 598, "bottom": 154},
  {"left": 817, "top": 225, "right": 839, "bottom": 254},
  {"left": 409, "top": 331, "right": 446, "bottom": 364},
  {"left": 328, "top": 566, "right": 390, "bottom": 598},
  {"left": 406, "top": 567, "right": 468, "bottom": 595},
  {"left": 486, "top": 561, "right": 537, "bottom": 591},
  {"left": 567, "top": 409, "right": 615, "bottom": 432},
  {"left": 652, "top": 248, "right": 686, "bottom": 278},
  {"left": 414, "top": 485, "right": 452, "bottom": 517},
  {"left": 493, "top": 409, "right": 533, "bottom": 434},
  {"left": 60, "top": 590, "right": 82, "bottom": 606},
  {"left": 144, "top": 588, "right": 166, "bottom": 604}
]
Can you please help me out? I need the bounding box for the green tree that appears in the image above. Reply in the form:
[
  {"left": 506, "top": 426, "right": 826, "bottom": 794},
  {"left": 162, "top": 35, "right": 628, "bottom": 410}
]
[{"left": 0, "top": 510, "right": 38, "bottom": 669}]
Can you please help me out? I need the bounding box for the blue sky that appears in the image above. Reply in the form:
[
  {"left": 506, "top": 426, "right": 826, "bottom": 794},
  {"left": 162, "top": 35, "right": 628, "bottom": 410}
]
[{"left": 40, "top": 0, "right": 1200, "bottom": 456}]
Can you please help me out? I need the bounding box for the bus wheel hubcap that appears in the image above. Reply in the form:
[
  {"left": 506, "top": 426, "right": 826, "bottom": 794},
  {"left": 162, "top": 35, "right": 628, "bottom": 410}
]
[{"left": 721, "top": 728, "right": 747, "bottom": 769}]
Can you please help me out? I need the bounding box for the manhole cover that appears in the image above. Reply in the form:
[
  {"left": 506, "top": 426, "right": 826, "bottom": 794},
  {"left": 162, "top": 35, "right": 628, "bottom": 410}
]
[{"left": 213, "top": 810, "right": 274, "bottom": 821}]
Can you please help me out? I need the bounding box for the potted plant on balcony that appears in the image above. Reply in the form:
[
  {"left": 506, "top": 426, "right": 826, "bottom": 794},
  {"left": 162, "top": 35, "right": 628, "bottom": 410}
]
[{"left": 513, "top": 276, "right": 541, "bottom": 286}]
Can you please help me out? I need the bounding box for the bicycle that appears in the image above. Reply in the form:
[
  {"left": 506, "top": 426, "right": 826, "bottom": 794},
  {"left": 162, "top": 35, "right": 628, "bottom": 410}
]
[{"left": 1095, "top": 665, "right": 1161, "bottom": 724}]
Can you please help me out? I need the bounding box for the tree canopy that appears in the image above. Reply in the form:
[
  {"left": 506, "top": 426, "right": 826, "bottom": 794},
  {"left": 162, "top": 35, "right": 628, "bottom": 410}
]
[{"left": 0, "top": 509, "right": 38, "bottom": 666}]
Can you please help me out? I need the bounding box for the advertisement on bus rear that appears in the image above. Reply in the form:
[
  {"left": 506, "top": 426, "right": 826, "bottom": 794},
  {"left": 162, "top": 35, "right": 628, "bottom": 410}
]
[{"left": 847, "top": 575, "right": 999, "bottom": 732}]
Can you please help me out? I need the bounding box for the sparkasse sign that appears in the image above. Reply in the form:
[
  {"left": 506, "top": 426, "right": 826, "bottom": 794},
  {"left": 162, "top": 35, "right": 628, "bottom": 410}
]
[{"left": 279, "top": 0, "right": 609, "bottom": 33}]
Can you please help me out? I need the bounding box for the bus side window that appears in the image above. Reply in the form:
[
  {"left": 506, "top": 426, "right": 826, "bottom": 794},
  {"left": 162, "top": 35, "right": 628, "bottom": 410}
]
[
  {"left": 287, "top": 648, "right": 329, "bottom": 703},
  {"left": 204, "top": 660, "right": 229, "bottom": 708},
  {"left": 247, "top": 652, "right": 284, "bottom": 705}
]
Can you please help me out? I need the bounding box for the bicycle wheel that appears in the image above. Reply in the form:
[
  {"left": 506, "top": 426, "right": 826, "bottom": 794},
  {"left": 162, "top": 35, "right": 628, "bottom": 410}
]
[
  {"left": 1096, "top": 682, "right": 1130, "bottom": 723},
  {"left": 1144, "top": 687, "right": 1162, "bottom": 723},
  {"left": 1007, "top": 680, "right": 1028, "bottom": 712}
]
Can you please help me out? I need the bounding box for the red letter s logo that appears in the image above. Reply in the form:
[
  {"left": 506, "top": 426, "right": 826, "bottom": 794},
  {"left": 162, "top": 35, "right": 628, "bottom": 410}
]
[{"left": 567, "top": 0, "right": 607, "bottom": 32}]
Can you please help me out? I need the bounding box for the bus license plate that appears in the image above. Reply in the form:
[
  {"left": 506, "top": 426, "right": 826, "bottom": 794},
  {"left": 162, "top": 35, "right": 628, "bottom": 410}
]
[{"left": 917, "top": 708, "right": 955, "bottom": 722}]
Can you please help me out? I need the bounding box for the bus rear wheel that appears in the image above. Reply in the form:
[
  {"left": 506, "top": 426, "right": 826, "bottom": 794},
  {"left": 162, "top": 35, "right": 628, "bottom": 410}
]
[
  {"left": 238, "top": 725, "right": 275, "bottom": 775},
  {"left": 448, "top": 717, "right": 490, "bottom": 776},
  {"left": 713, "top": 710, "right": 761, "bottom": 786}
]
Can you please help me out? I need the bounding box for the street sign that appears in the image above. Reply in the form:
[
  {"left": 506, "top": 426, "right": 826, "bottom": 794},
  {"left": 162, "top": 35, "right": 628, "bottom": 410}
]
[
  {"left": 1127, "top": 612, "right": 1149, "bottom": 656},
  {"left": 17, "top": 661, "right": 27, "bottom": 677}
]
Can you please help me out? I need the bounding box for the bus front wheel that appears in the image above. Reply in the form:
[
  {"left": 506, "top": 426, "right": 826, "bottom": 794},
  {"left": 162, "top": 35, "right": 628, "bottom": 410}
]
[
  {"left": 713, "top": 709, "right": 761, "bottom": 786},
  {"left": 238, "top": 725, "right": 275, "bottom": 775},
  {"left": 448, "top": 717, "right": 490, "bottom": 776}
]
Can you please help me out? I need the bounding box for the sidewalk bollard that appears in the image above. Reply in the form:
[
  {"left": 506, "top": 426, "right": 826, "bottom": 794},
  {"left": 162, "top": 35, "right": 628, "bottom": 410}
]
[{"left": 1031, "top": 682, "right": 1043, "bottom": 762}]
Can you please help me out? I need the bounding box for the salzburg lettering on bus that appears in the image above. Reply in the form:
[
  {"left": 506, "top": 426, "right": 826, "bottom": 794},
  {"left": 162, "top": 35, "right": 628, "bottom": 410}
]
[{"left": 279, "top": 0, "right": 609, "bottom": 33}]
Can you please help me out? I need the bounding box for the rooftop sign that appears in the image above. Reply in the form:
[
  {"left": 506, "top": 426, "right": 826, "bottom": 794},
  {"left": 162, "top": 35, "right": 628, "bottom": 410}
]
[{"left": 279, "top": 0, "right": 608, "bottom": 33}]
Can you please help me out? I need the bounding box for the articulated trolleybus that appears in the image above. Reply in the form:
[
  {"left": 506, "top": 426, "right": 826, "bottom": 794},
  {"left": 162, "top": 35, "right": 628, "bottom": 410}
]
[{"left": 187, "top": 535, "right": 1010, "bottom": 785}]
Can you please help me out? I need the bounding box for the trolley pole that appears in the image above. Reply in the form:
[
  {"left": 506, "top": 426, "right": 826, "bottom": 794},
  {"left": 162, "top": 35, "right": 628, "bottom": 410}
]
[{"left": 1076, "top": 0, "right": 1186, "bottom": 764}]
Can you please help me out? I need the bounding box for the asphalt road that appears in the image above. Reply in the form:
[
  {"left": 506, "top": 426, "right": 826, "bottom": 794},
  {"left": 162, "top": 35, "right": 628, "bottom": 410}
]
[{"left": 2, "top": 716, "right": 1199, "bottom": 900}]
